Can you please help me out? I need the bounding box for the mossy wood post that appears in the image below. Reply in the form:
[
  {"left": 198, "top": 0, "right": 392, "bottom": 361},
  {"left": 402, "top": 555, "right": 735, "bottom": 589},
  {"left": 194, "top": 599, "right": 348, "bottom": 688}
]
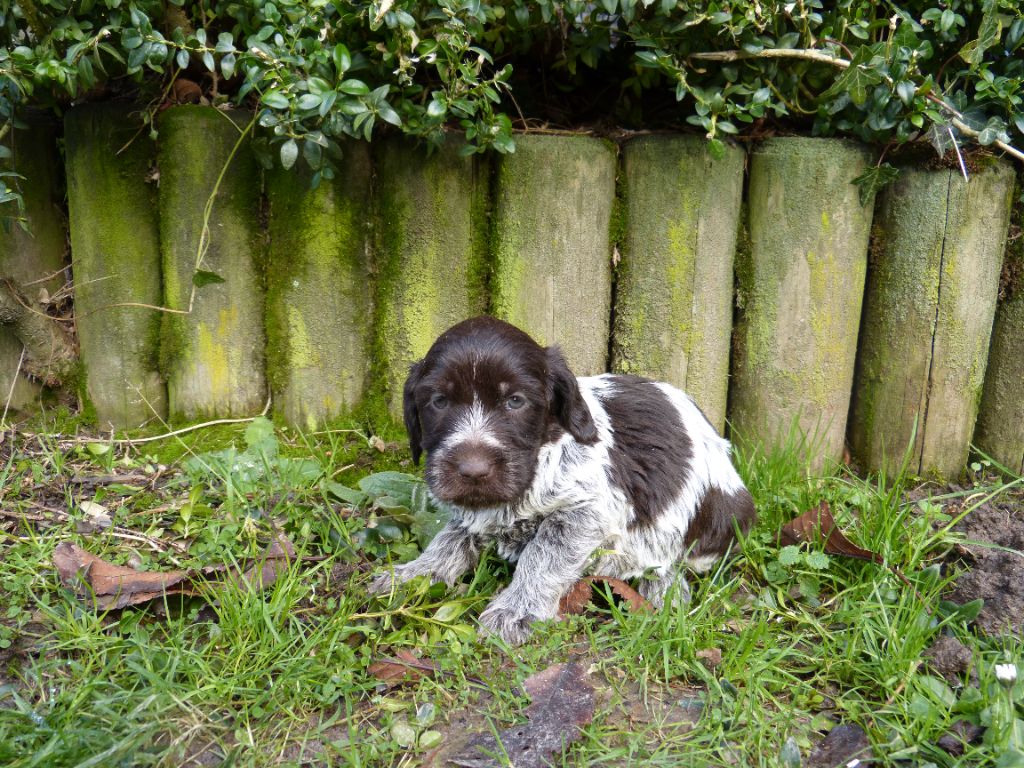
[
  {"left": 374, "top": 137, "right": 489, "bottom": 418},
  {"left": 65, "top": 105, "right": 167, "bottom": 428},
  {"left": 730, "top": 138, "right": 873, "bottom": 465},
  {"left": 975, "top": 217, "right": 1024, "bottom": 475},
  {"left": 491, "top": 135, "right": 616, "bottom": 374},
  {"left": 159, "top": 106, "right": 266, "bottom": 421},
  {"left": 0, "top": 116, "right": 66, "bottom": 411},
  {"left": 849, "top": 163, "right": 1015, "bottom": 477},
  {"left": 612, "top": 135, "right": 744, "bottom": 431},
  {"left": 266, "top": 143, "right": 372, "bottom": 430}
]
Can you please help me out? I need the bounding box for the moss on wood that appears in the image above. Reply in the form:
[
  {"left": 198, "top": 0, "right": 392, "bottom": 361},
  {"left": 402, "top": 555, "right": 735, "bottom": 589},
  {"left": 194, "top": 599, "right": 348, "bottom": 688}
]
[
  {"left": 158, "top": 106, "right": 266, "bottom": 421},
  {"left": 729, "top": 138, "right": 873, "bottom": 466},
  {"left": 372, "top": 137, "right": 489, "bottom": 418},
  {"left": 64, "top": 104, "right": 166, "bottom": 429},
  {"left": 849, "top": 162, "right": 1015, "bottom": 477},
  {"left": 265, "top": 142, "right": 373, "bottom": 430},
  {"left": 612, "top": 135, "right": 744, "bottom": 431},
  {"left": 490, "top": 134, "right": 616, "bottom": 374}
]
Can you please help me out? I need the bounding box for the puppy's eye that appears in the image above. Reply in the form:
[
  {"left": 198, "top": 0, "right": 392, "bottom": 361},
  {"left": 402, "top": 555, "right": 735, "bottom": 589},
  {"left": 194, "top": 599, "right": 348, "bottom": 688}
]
[
  {"left": 431, "top": 393, "right": 449, "bottom": 410},
  {"left": 506, "top": 394, "right": 527, "bottom": 410}
]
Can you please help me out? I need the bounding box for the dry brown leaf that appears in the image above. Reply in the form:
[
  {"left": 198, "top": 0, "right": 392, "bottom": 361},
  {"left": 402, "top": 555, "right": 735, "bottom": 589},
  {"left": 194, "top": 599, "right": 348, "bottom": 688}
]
[
  {"left": 368, "top": 648, "right": 440, "bottom": 687},
  {"left": 450, "top": 662, "right": 595, "bottom": 768},
  {"left": 53, "top": 534, "right": 300, "bottom": 610},
  {"left": 558, "top": 575, "right": 652, "bottom": 616},
  {"left": 780, "top": 500, "right": 882, "bottom": 563}
]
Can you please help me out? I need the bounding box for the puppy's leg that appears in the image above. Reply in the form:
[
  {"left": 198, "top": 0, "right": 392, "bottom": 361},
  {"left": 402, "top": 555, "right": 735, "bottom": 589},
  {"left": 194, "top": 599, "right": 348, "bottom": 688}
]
[
  {"left": 636, "top": 567, "right": 691, "bottom": 609},
  {"left": 368, "top": 522, "right": 480, "bottom": 595},
  {"left": 479, "top": 511, "right": 604, "bottom": 646}
]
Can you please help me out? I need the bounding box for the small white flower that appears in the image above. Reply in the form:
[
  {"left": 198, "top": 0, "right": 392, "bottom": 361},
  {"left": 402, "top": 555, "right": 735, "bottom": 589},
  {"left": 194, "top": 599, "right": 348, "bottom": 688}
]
[
  {"left": 846, "top": 760, "right": 861, "bottom": 768},
  {"left": 995, "top": 663, "right": 1018, "bottom": 687}
]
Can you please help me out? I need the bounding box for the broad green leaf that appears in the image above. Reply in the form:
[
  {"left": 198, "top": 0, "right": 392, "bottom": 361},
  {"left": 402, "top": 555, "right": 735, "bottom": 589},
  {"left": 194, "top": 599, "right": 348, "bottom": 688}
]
[
  {"left": 192, "top": 269, "right": 226, "bottom": 288},
  {"left": 820, "top": 46, "right": 884, "bottom": 106},
  {"left": 280, "top": 138, "right": 299, "bottom": 170},
  {"left": 851, "top": 163, "right": 899, "bottom": 206}
]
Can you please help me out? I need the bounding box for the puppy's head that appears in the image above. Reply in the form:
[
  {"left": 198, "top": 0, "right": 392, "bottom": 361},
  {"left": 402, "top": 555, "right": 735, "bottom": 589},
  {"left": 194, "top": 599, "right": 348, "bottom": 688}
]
[{"left": 403, "top": 316, "right": 597, "bottom": 509}]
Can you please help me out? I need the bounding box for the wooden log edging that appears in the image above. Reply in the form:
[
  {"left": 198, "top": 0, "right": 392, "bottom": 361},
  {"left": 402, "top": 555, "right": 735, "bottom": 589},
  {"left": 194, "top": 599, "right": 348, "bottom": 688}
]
[
  {"left": 972, "top": 177, "right": 1024, "bottom": 476},
  {"left": 848, "top": 161, "right": 1016, "bottom": 478},
  {"left": 491, "top": 135, "right": 616, "bottom": 375},
  {"left": 65, "top": 104, "right": 167, "bottom": 429},
  {"left": 0, "top": 117, "right": 67, "bottom": 412},
  {"left": 158, "top": 106, "right": 266, "bottom": 421},
  {"left": 612, "top": 135, "right": 744, "bottom": 431},
  {"left": 265, "top": 143, "right": 373, "bottom": 430},
  {"left": 729, "top": 138, "right": 874, "bottom": 466},
  {"left": 374, "top": 137, "right": 489, "bottom": 418}
]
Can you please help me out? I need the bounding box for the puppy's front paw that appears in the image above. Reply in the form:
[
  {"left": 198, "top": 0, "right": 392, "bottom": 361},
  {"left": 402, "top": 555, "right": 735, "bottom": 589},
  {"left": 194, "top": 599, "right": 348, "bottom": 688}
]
[
  {"left": 367, "top": 570, "right": 400, "bottom": 596},
  {"left": 479, "top": 603, "right": 538, "bottom": 647}
]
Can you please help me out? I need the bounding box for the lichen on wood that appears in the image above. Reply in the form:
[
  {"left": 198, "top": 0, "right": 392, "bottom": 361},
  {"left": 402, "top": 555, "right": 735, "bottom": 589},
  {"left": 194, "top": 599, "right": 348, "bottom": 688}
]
[
  {"left": 158, "top": 106, "right": 266, "bottom": 421},
  {"left": 265, "top": 142, "right": 373, "bottom": 430},
  {"left": 729, "top": 138, "right": 874, "bottom": 466},
  {"left": 611, "top": 135, "right": 744, "bottom": 431},
  {"left": 849, "top": 161, "right": 1015, "bottom": 477},
  {"left": 65, "top": 104, "right": 167, "bottom": 429},
  {"left": 490, "top": 134, "right": 616, "bottom": 375}
]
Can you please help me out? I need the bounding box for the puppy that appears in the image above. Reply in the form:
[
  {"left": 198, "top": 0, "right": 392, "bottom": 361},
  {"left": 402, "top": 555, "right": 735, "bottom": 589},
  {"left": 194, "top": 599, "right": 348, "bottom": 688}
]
[{"left": 369, "top": 316, "right": 755, "bottom": 645}]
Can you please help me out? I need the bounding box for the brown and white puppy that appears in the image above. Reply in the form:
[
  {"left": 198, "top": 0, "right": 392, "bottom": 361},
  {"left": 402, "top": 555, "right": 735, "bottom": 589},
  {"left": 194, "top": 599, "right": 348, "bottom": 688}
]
[{"left": 369, "top": 316, "right": 755, "bottom": 645}]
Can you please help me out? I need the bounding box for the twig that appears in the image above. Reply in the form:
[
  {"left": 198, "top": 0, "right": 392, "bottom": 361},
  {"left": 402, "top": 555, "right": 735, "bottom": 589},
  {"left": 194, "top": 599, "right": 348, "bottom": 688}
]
[
  {"left": 73, "top": 403, "right": 270, "bottom": 446},
  {"left": 688, "top": 47, "right": 1024, "bottom": 163},
  {"left": 1, "top": 343, "right": 25, "bottom": 427}
]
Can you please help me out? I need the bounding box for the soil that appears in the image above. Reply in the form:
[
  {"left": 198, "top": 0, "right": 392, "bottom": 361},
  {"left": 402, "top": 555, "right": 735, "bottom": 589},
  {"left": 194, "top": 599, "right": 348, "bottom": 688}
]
[
  {"left": 924, "top": 634, "right": 974, "bottom": 684},
  {"left": 943, "top": 484, "right": 1024, "bottom": 636}
]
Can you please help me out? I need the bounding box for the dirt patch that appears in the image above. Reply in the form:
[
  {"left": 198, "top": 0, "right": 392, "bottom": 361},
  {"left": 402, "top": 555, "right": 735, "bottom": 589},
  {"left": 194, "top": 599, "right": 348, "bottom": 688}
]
[
  {"left": 923, "top": 634, "right": 974, "bottom": 684},
  {"left": 944, "top": 486, "right": 1024, "bottom": 636}
]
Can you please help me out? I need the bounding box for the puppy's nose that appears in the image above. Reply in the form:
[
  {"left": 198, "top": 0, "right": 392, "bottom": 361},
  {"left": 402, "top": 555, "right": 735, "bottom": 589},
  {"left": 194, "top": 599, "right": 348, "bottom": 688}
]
[{"left": 457, "top": 454, "right": 493, "bottom": 480}]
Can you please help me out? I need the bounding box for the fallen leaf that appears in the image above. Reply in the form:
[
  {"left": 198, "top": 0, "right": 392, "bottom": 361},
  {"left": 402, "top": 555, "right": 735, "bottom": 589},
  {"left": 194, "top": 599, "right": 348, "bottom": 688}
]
[
  {"left": 558, "top": 576, "right": 652, "bottom": 616},
  {"left": 780, "top": 501, "right": 882, "bottom": 563},
  {"left": 53, "top": 534, "right": 302, "bottom": 610},
  {"left": 76, "top": 500, "right": 112, "bottom": 533},
  {"left": 54, "top": 542, "right": 192, "bottom": 609},
  {"left": 450, "top": 662, "right": 595, "bottom": 768},
  {"left": 369, "top": 649, "right": 440, "bottom": 687}
]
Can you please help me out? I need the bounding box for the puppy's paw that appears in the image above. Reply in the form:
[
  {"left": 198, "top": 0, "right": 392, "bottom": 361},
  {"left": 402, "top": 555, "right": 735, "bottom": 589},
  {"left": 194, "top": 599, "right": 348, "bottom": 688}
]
[
  {"left": 479, "top": 603, "right": 539, "bottom": 647},
  {"left": 367, "top": 570, "right": 399, "bottom": 596}
]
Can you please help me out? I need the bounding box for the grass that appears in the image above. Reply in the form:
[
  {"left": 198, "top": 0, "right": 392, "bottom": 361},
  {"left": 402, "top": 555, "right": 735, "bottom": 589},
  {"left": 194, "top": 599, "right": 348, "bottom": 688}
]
[{"left": 0, "top": 409, "right": 1022, "bottom": 767}]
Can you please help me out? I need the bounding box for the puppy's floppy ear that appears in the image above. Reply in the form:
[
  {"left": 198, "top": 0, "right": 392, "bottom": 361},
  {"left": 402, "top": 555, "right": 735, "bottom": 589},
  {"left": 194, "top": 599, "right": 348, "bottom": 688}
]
[
  {"left": 546, "top": 346, "right": 597, "bottom": 444},
  {"left": 403, "top": 360, "right": 425, "bottom": 465}
]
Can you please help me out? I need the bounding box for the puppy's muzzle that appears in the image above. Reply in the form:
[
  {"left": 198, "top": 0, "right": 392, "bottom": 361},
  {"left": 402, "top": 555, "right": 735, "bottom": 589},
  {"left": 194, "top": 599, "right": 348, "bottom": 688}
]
[{"left": 455, "top": 449, "right": 494, "bottom": 481}]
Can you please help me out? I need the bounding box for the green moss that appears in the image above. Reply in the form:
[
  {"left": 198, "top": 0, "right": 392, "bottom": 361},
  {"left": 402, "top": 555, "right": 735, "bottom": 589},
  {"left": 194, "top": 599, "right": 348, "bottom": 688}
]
[
  {"left": 157, "top": 106, "right": 265, "bottom": 421},
  {"left": 371, "top": 137, "right": 489, "bottom": 418},
  {"left": 731, "top": 138, "right": 871, "bottom": 464},
  {"left": 64, "top": 104, "right": 167, "bottom": 429}
]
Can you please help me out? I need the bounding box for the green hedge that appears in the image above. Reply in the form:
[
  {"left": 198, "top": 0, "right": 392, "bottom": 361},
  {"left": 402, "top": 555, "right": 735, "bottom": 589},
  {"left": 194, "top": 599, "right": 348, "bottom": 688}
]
[{"left": 1, "top": 0, "right": 1022, "bottom": 205}]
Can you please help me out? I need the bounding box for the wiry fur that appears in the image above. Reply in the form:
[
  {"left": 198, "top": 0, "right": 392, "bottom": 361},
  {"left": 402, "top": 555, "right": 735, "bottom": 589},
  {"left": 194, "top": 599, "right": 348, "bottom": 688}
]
[{"left": 369, "top": 316, "right": 755, "bottom": 646}]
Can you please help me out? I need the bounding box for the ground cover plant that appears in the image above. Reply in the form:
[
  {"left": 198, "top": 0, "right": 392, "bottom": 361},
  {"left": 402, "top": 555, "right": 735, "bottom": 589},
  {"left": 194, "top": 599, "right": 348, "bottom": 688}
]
[{"left": 1, "top": 410, "right": 1022, "bottom": 767}]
